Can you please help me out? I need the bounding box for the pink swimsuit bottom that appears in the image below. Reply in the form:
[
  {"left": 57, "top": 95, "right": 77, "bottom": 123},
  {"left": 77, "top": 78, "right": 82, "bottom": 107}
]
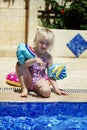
[{"left": 29, "top": 63, "right": 49, "bottom": 87}]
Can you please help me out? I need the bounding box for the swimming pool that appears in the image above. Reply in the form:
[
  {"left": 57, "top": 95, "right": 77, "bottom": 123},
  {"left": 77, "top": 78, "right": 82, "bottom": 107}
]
[{"left": 0, "top": 102, "right": 87, "bottom": 130}]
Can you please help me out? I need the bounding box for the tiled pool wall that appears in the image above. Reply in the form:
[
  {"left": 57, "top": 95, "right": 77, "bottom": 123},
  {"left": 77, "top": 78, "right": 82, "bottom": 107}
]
[
  {"left": 0, "top": 102, "right": 87, "bottom": 130},
  {"left": 0, "top": 102, "right": 87, "bottom": 117}
]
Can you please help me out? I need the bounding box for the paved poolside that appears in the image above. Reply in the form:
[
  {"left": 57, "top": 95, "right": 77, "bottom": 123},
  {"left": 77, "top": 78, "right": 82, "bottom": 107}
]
[{"left": 0, "top": 57, "right": 87, "bottom": 102}]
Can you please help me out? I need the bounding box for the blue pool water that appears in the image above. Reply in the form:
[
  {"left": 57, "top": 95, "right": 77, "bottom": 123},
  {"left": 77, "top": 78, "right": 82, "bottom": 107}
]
[{"left": 0, "top": 102, "right": 87, "bottom": 130}]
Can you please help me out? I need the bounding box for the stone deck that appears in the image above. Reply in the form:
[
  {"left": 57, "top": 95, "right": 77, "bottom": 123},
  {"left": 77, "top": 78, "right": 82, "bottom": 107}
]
[{"left": 0, "top": 57, "right": 87, "bottom": 102}]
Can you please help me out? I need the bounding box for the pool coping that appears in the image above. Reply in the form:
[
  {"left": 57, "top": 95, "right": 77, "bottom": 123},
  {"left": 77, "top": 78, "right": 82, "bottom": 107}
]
[
  {"left": 1, "top": 57, "right": 87, "bottom": 102},
  {"left": 0, "top": 90, "right": 87, "bottom": 102}
]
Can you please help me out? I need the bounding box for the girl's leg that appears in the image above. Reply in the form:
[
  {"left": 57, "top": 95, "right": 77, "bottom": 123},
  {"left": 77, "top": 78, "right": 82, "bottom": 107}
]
[
  {"left": 34, "top": 78, "right": 51, "bottom": 98},
  {"left": 16, "top": 62, "right": 32, "bottom": 97}
]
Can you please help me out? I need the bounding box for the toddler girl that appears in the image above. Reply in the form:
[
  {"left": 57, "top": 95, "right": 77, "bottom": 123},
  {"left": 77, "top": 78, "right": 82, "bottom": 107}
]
[{"left": 16, "top": 27, "right": 67, "bottom": 97}]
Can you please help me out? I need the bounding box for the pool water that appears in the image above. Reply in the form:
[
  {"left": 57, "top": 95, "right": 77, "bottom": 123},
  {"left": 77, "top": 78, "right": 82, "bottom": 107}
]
[{"left": 0, "top": 102, "right": 87, "bottom": 130}]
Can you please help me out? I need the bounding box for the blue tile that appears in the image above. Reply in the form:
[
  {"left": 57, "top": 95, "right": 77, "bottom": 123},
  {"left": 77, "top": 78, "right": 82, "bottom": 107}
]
[
  {"left": 0, "top": 102, "right": 87, "bottom": 129},
  {"left": 66, "top": 33, "right": 87, "bottom": 57}
]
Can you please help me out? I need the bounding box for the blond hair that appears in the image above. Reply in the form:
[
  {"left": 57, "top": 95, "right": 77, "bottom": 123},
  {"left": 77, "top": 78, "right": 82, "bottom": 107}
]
[{"left": 34, "top": 27, "right": 54, "bottom": 49}]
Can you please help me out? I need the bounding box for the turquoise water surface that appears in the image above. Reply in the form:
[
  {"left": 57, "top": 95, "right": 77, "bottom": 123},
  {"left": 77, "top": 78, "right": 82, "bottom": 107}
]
[{"left": 0, "top": 102, "right": 87, "bottom": 130}]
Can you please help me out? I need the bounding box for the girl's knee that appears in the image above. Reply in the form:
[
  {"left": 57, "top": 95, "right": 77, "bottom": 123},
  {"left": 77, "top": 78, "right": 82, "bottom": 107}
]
[
  {"left": 38, "top": 86, "right": 51, "bottom": 98},
  {"left": 35, "top": 78, "right": 51, "bottom": 97}
]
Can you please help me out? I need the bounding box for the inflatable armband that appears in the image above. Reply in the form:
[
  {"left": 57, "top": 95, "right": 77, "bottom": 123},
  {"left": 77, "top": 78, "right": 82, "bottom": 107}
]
[
  {"left": 47, "top": 64, "right": 67, "bottom": 80},
  {"left": 16, "top": 43, "right": 36, "bottom": 64}
]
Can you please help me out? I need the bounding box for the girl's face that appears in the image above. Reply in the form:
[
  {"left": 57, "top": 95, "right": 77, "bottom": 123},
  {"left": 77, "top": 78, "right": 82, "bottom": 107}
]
[{"left": 37, "top": 39, "right": 50, "bottom": 53}]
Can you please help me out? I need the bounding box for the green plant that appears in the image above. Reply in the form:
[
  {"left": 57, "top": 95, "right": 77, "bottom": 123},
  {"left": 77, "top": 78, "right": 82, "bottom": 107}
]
[
  {"left": 38, "top": 0, "right": 87, "bottom": 30},
  {"left": 65, "top": 0, "right": 87, "bottom": 29}
]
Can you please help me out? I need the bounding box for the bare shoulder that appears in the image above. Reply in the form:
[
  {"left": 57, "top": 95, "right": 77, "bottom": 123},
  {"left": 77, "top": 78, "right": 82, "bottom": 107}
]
[
  {"left": 46, "top": 52, "right": 53, "bottom": 67},
  {"left": 46, "top": 52, "right": 52, "bottom": 60}
]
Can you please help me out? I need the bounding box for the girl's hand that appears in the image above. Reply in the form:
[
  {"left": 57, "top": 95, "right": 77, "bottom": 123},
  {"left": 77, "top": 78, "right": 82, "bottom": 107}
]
[
  {"left": 56, "top": 89, "right": 68, "bottom": 95},
  {"left": 36, "top": 57, "right": 46, "bottom": 68},
  {"left": 50, "top": 79, "right": 68, "bottom": 96},
  {"left": 36, "top": 57, "right": 43, "bottom": 63}
]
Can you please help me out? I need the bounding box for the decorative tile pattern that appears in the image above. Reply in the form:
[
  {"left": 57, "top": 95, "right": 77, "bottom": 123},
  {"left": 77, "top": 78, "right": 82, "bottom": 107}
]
[
  {"left": 1, "top": 87, "right": 87, "bottom": 93},
  {"left": 62, "top": 89, "right": 87, "bottom": 93},
  {"left": 66, "top": 33, "right": 87, "bottom": 57}
]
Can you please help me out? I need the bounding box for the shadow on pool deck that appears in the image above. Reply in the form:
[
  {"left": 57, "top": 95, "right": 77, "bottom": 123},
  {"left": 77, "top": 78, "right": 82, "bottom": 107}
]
[{"left": 0, "top": 57, "right": 87, "bottom": 102}]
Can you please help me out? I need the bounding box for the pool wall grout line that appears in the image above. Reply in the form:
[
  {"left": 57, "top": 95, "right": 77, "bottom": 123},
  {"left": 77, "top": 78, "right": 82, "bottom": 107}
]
[{"left": 0, "top": 87, "right": 87, "bottom": 93}]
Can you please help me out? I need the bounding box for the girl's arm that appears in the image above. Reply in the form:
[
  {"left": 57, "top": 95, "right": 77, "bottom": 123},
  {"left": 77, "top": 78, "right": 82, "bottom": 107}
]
[
  {"left": 25, "top": 57, "right": 44, "bottom": 67},
  {"left": 49, "top": 79, "right": 67, "bottom": 95},
  {"left": 47, "top": 55, "right": 67, "bottom": 95},
  {"left": 25, "top": 58, "right": 37, "bottom": 66}
]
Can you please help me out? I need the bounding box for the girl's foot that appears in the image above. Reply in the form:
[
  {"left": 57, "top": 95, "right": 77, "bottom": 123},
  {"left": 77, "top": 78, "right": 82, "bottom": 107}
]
[{"left": 20, "top": 88, "right": 28, "bottom": 97}]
